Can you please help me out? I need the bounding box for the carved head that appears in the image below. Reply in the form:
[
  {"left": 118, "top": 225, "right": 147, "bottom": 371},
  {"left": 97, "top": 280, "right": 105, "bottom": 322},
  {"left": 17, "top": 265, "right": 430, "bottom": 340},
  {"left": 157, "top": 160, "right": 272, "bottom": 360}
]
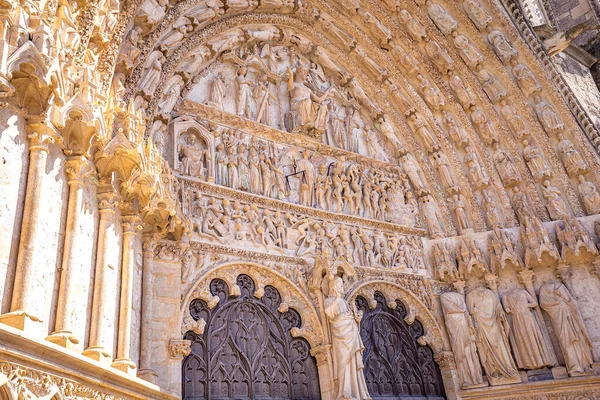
[{"left": 328, "top": 276, "right": 344, "bottom": 296}]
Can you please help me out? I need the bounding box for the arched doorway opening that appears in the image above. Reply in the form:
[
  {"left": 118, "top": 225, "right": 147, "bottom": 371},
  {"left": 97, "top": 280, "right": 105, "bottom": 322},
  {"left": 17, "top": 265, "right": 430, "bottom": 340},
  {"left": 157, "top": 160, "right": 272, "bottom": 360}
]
[
  {"left": 182, "top": 274, "right": 321, "bottom": 399},
  {"left": 356, "top": 291, "right": 446, "bottom": 399}
]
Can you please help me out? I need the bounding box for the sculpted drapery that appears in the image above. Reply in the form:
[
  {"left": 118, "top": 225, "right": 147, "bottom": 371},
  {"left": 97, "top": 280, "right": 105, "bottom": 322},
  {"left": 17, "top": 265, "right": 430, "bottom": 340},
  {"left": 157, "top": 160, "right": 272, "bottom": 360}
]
[
  {"left": 539, "top": 282, "right": 594, "bottom": 375},
  {"left": 440, "top": 291, "right": 485, "bottom": 389},
  {"left": 324, "top": 276, "right": 371, "bottom": 400},
  {"left": 502, "top": 288, "right": 555, "bottom": 370},
  {"left": 466, "top": 287, "right": 520, "bottom": 385}
]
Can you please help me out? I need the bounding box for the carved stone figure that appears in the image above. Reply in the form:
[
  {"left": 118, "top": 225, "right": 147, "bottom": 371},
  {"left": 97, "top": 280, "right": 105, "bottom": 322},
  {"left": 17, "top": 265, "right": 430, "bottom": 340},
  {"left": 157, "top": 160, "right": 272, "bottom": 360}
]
[
  {"left": 453, "top": 33, "right": 484, "bottom": 69},
  {"left": 215, "top": 143, "right": 228, "bottom": 186},
  {"left": 417, "top": 74, "right": 445, "bottom": 110},
  {"left": 464, "top": 146, "right": 490, "bottom": 188},
  {"left": 466, "top": 287, "right": 520, "bottom": 385},
  {"left": 376, "top": 114, "right": 400, "bottom": 147},
  {"left": 500, "top": 101, "right": 528, "bottom": 139},
  {"left": 139, "top": 50, "right": 166, "bottom": 97},
  {"left": 557, "top": 132, "right": 587, "bottom": 176},
  {"left": 542, "top": 180, "right": 569, "bottom": 220},
  {"left": 136, "top": 0, "right": 168, "bottom": 32},
  {"left": 253, "top": 74, "right": 276, "bottom": 125},
  {"left": 289, "top": 65, "right": 331, "bottom": 134},
  {"left": 492, "top": 142, "right": 521, "bottom": 186},
  {"left": 488, "top": 30, "right": 518, "bottom": 63},
  {"left": 535, "top": 97, "right": 565, "bottom": 135},
  {"left": 208, "top": 73, "right": 226, "bottom": 109},
  {"left": 160, "top": 23, "right": 192, "bottom": 54},
  {"left": 324, "top": 276, "right": 371, "bottom": 399},
  {"left": 512, "top": 186, "right": 535, "bottom": 222},
  {"left": 420, "top": 194, "right": 444, "bottom": 238},
  {"left": 502, "top": 288, "right": 555, "bottom": 370},
  {"left": 425, "top": 39, "right": 454, "bottom": 75},
  {"left": 180, "top": 134, "right": 208, "bottom": 178},
  {"left": 471, "top": 107, "right": 499, "bottom": 145},
  {"left": 462, "top": 0, "right": 492, "bottom": 29},
  {"left": 401, "top": 152, "right": 427, "bottom": 193},
  {"left": 235, "top": 66, "right": 254, "bottom": 118},
  {"left": 442, "top": 110, "right": 470, "bottom": 147},
  {"left": 408, "top": 112, "right": 439, "bottom": 152},
  {"left": 297, "top": 151, "right": 316, "bottom": 207},
  {"left": 150, "top": 120, "right": 168, "bottom": 158},
  {"left": 158, "top": 74, "right": 183, "bottom": 116},
  {"left": 539, "top": 282, "right": 594, "bottom": 376},
  {"left": 523, "top": 140, "right": 552, "bottom": 180},
  {"left": 440, "top": 291, "right": 485, "bottom": 389},
  {"left": 450, "top": 194, "right": 470, "bottom": 234},
  {"left": 393, "top": 44, "right": 420, "bottom": 76},
  {"left": 511, "top": 60, "right": 542, "bottom": 97},
  {"left": 432, "top": 151, "right": 457, "bottom": 192},
  {"left": 449, "top": 74, "right": 476, "bottom": 110},
  {"left": 482, "top": 189, "right": 502, "bottom": 229},
  {"left": 399, "top": 9, "right": 427, "bottom": 41},
  {"left": 477, "top": 67, "right": 507, "bottom": 103},
  {"left": 427, "top": 3, "right": 458, "bottom": 35},
  {"left": 577, "top": 175, "right": 600, "bottom": 214},
  {"left": 359, "top": 10, "right": 393, "bottom": 48}
]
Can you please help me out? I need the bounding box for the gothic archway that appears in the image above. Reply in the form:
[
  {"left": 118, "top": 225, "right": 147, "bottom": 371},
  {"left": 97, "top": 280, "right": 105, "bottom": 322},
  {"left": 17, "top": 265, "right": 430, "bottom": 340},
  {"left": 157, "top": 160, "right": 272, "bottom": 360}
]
[
  {"left": 182, "top": 274, "right": 321, "bottom": 400},
  {"left": 355, "top": 291, "right": 446, "bottom": 399}
]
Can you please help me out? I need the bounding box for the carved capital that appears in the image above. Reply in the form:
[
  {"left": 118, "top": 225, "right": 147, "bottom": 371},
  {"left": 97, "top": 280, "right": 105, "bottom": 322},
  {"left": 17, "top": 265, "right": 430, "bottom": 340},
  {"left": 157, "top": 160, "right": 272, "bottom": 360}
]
[
  {"left": 168, "top": 339, "right": 192, "bottom": 359},
  {"left": 60, "top": 113, "right": 97, "bottom": 157},
  {"left": 121, "top": 214, "right": 143, "bottom": 234},
  {"left": 434, "top": 351, "right": 455, "bottom": 367},
  {"left": 65, "top": 156, "right": 93, "bottom": 186},
  {"left": 25, "top": 119, "right": 59, "bottom": 152},
  {"left": 183, "top": 317, "right": 206, "bottom": 335},
  {"left": 309, "top": 344, "right": 331, "bottom": 366},
  {"left": 142, "top": 234, "right": 159, "bottom": 254},
  {"left": 97, "top": 189, "right": 120, "bottom": 213}
]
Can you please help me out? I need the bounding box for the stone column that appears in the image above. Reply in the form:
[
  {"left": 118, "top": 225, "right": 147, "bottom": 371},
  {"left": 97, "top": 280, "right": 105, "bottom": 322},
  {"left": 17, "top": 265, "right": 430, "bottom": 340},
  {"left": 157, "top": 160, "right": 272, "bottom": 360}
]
[
  {"left": 111, "top": 212, "right": 142, "bottom": 375},
  {"left": 0, "top": 123, "right": 55, "bottom": 334},
  {"left": 310, "top": 344, "right": 335, "bottom": 400},
  {"left": 137, "top": 234, "right": 158, "bottom": 383},
  {"left": 46, "top": 156, "right": 90, "bottom": 350},
  {"left": 83, "top": 184, "right": 119, "bottom": 363},
  {"left": 435, "top": 351, "right": 460, "bottom": 400}
]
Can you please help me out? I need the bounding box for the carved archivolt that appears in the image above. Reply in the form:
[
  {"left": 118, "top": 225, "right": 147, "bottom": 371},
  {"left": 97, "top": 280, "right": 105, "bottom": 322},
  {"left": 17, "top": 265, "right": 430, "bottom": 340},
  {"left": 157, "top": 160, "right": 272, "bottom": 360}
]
[
  {"left": 180, "top": 261, "right": 325, "bottom": 347},
  {"left": 345, "top": 280, "right": 448, "bottom": 355}
]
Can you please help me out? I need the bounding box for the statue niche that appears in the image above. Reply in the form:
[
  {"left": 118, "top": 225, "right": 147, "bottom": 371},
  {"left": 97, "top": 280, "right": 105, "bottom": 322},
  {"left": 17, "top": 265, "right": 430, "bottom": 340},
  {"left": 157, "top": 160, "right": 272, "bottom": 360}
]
[{"left": 178, "top": 127, "right": 213, "bottom": 182}]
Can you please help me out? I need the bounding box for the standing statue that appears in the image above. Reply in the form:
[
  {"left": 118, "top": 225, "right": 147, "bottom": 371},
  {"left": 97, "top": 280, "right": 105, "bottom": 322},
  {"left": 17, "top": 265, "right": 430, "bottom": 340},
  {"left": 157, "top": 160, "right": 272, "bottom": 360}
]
[
  {"left": 249, "top": 144, "right": 261, "bottom": 194},
  {"left": 401, "top": 152, "right": 427, "bottom": 193},
  {"left": 477, "top": 67, "right": 507, "bottom": 103},
  {"left": 288, "top": 65, "right": 331, "bottom": 134},
  {"left": 511, "top": 60, "right": 541, "bottom": 97},
  {"left": 450, "top": 194, "right": 470, "bottom": 234},
  {"left": 442, "top": 110, "right": 470, "bottom": 147},
  {"left": 500, "top": 101, "right": 528, "bottom": 139},
  {"left": 209, "top": 73, "right": 226, "bottom": 110},
  {"left": 464, "top": 146, "right": 490, "bottom": 188},
  {"left": 157, "top": 74, "right": 184, "bottom": 116},
  {"left": 420, "top": 194, "right": 444, "bottom": 238},
  {"left": 427, "top": 3, "right": 458, "bottom": 35},
  {"left": 324, "top": 276, "right": 371, "bottom": 400},
  {"left": 254, "top": 74, "right": 276, "bottom": 125},
  {"left": 466, "top": 286, "right": 520, "bottom": 385},
  {"left": 453, "top": 33, "right": 484, "bottom": 69},
  {"left": 236, "top": 66, "right": 254, "bottom": 118},
  {"left": 215, "top": 143, "right": 228, "bottom": 186},
  {"left": 539, "top": 282, "right": 594, "bottom": 376},
  {"left": 482, "top": 189, "right": 502, "bottom": 229},
  {"left": 440, "top": 291, "right": 485, "bottom": 389},
  {"left": 449, "top": 75, "right": 476, "bottom": 110},
  {"left": 297, "top": 151, "right": 316, "bottom": 206},
  {"left": 462, "top": 0, "right": 492, "bottom": 29},
  {"left": 237, "top": 142, "right": 249, "bottom": 191},
  {"left": 139, "top": 50, "right": 166, "bottom": 97},
  {"left": 535, "top": 97, "right": 564, "bottom": 135},
  {"left": 488, "top": 30, "right": 518, "bottom": 63},
  {"left": 502, "top": 288, "right": 555, "bottom": 370},
  {"left": 471, "top": 108, "right": 499, "bottom": 145}
]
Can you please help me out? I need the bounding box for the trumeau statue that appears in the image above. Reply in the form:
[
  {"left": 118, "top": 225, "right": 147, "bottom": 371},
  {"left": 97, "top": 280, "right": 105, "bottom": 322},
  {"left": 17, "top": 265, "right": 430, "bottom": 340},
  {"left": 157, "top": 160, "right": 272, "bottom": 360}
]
[
  {"left": 324, "top": 276, "right": 371, "bottom": 400},
  {"left": 539, "top": 282, "right": 594, "bottom": 376},
  {"left": 440, "top": 291, "right": 485, "bottom": 389},
  {"left": 502, "top": 288, "right": 555, "bottom": 370},
  {"left": 466, "top": 286, "right": 520, "bottom": 385}
]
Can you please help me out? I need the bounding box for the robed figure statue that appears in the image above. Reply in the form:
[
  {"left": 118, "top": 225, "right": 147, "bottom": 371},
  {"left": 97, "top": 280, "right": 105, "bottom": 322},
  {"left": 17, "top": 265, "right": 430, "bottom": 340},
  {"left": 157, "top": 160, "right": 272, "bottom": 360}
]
[{"left": 324, "top": 276, "right": 372, "bottom": 400}]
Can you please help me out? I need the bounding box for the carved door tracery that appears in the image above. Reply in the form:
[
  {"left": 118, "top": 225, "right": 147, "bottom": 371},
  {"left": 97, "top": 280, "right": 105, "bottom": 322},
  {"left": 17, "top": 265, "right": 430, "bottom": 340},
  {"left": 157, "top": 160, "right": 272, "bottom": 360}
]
[
  {"left": 356, "top": 292, "right": 446, "bottom": 399},
  {"left": 183, "top": 275, "right": 320, "bottom": 400}
]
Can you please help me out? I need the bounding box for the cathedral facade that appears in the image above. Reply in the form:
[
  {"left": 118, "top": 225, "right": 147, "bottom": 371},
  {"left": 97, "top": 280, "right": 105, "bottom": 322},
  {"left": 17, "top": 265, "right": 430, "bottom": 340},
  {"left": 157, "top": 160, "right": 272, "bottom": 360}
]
[{"left": 1, "top": 0, "right": 600, "bottom": 398}]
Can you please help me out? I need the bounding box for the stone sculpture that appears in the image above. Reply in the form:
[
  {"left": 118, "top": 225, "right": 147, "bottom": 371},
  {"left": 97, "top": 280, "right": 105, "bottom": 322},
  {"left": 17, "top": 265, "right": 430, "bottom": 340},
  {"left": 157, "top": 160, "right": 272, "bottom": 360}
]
[
  {"left": 502, "top": 288, "right": 555, "bottom": 370},
  {"left": 523, "top": 140, "right": 552, "bottom": 180},
  {"left": 577, "top": 175, "right": 600, "bottom": 214},
  {"left": 324, "top": 276, "right": 371, "bottom": 399},
  {"left": 492, "top": 142, "right": 521, "bottom": 186},
  {"left": 539, "top": 282, "right": 594, "bottom": 376},
  {"left": 466, "top": 286, "right": 520, "bottom": 385},
  {"left": 440, "top": 291, "right": 485, "bottom": 389}
]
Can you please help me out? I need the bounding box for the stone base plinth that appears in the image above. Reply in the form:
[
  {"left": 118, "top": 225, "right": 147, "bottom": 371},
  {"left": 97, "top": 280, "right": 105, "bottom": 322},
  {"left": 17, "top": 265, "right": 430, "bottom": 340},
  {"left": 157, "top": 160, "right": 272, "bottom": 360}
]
[
  {"left": 82, "top": 346, "right": 112, "bottom": 364},
  {"left": 112, "top": 358, "right": 137, "bottom": 375},
  {"left": 45, "top": 331, "right": 82, "bottom": 352},
  {"left": 0, "top": 311, "right": 42, "bottom": 336},
  {"left": 137, "top": 369, "right": 158, "bottom": 384}
]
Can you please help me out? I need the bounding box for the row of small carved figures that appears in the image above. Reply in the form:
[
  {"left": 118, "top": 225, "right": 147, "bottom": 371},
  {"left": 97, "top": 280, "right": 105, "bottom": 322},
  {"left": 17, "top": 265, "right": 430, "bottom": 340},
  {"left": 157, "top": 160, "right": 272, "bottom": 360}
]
[
  {"left": 180, "top": 135, "right": 417, "bottom": 223},
  {"left": 184, "top": 194, "right": 425, "bottom": 271}
]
